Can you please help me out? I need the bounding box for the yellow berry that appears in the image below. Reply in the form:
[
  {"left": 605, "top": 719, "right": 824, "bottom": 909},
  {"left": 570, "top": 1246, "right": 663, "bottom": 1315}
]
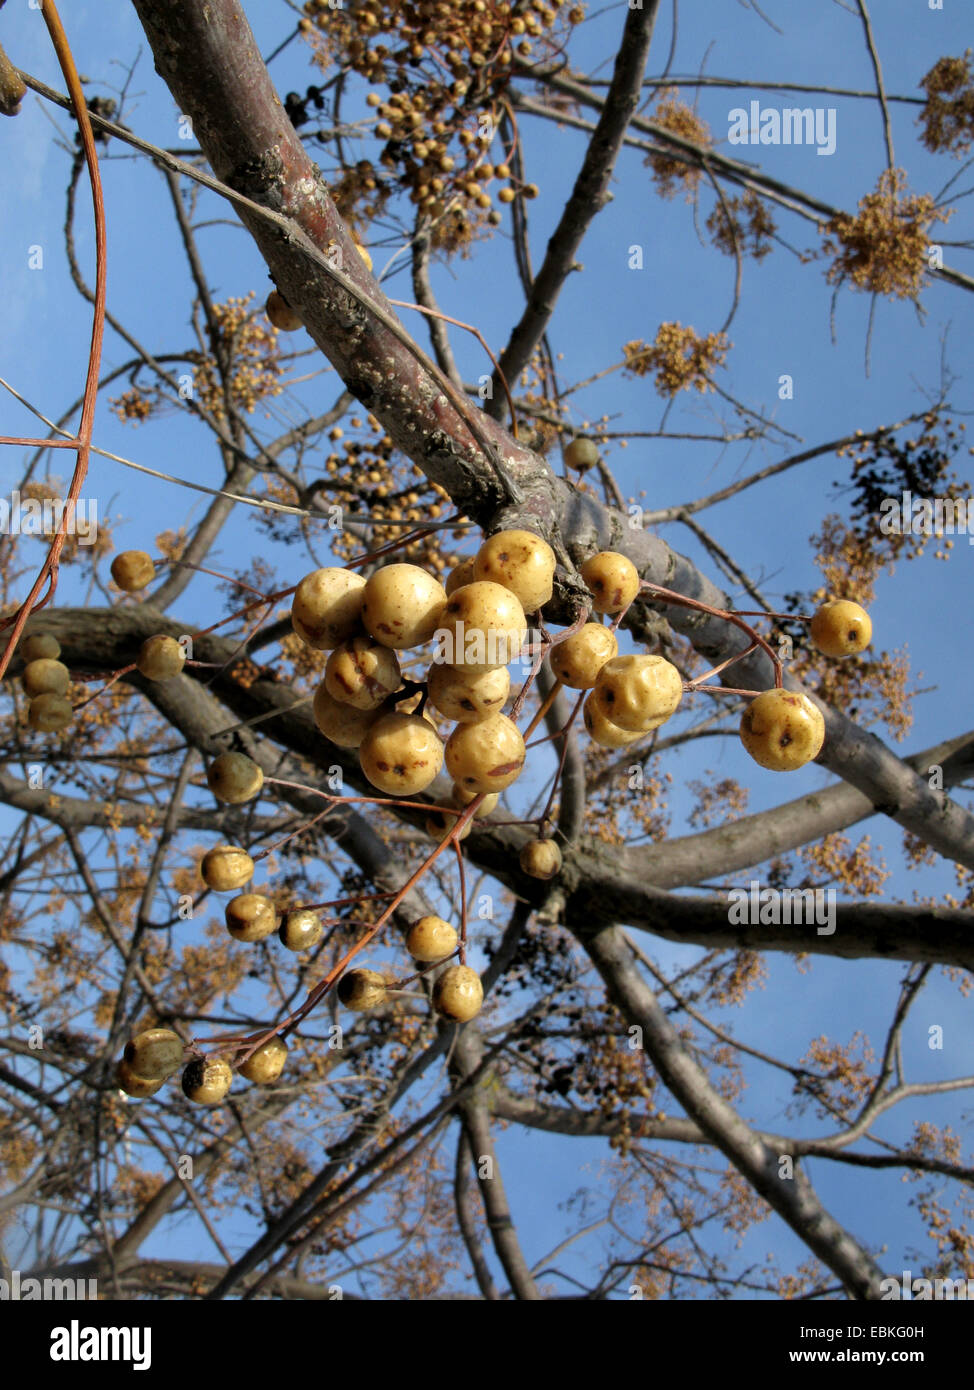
[
  {"left": 519, "top": 839, "right": 562, "bottom": 879},
  {"left": 445, "top": 713, "right": 525, "bottom": 793},
  {"left": 181, "top": 1057, "right": 232, "bottom": 1105},
  {"left": 279, "top": 909, "right": 324, "bottom": 952},
  {"left": 593, "top": 654, "right": 683, "bottom": 732},
  {"left": 22, "top": 633, "right": 60, "bottom": 662},
  {"left": 549, "top": 623, "right": 618, "bottom": 689},
  {"left": 325, "top": 636, "right": 401, "bottom": 710},
  {"left": 432, "top": 964, "right": 483, "bottom": 1022},
  {"left": 225, "top": 893, "right": 278, "bottom": 943},
  {"left": 21, "top": 658, "right": 69, "bottom": 698},
  {"left": 266, "top": 288, "right": 303, "bottom": 331},
  {"left": 124, "top": 1028, "right": 184, "bottom": 1080},
  {"left": 27, "top": 693, "right": 73, "bottom": 732},
  {"left": 582, "top": 691, "right": 645, "bottom": 749},
  {"left": 337, "top": 968, "right": 389, "bottom": 1010},
  {"left": 739, "top": 689, "right": 826, "bottom": 771},
  {"left": 405, "top": 915, "right": 459, "bottom": 961},
  {"left": 207, "top": 752, "right": 264, "bottom": 804},
  {"left": 291, "top": 567, "right": 366, "bottom": 650},
  {"left": 580, "top": 551, "right": 640, "bottom": 615},
  {"left": 809, "top": 600, "right": 872, "bottom": 658},
  {"left": 239, "top": 1036, "right": 288, "bottom": 1084},
  {"left": 136, "top": 635, "right": 186, "bottom": 681},
  {"left": 362, "top": 564, "right": 448, "bottom": 650},
  {"left": 473, "top": 529, "right": 555, "bottom": 613},
  {"left": 359, "top": 712, "right": 444, "bottom": 796},
  {"left": 427, "top": 662, "right": 510, "bottom": 723},
  {"left": 111, "top": 550, "right": 155, "bottom": 593},
  {"left": 116, "top": 1058, "right": 164, "bottom": 1098},
  {"left": 200, "top": 845, "right": 254, "bottom": 892}
]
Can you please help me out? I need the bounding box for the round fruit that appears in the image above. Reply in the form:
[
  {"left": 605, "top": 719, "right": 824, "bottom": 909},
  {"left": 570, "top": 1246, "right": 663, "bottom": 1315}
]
[
  {"left": 580, "top": 551, "right": 640, "bottom": 615},
  {"left": 21, "top": 658, "right": 69, "bottom": 698},
  {"left": 200, "top": 845, "right": 254, "bottom": 892},
  {"left": 445, "top": 556, "right": 476, "bottom": 595},
  {"left": 124, "top": 1028, "right": 184, "bottom": 1080},
  {"left": 519, "top": 838, "right": 562, "bottom": 880},
  {"left": 27, "top": 693, "right": 73, "bottom": 732},
  {"left": 361, "top": 564, "right": 447, "bottom": 650},
  {"left": 337, "top": 968, "right": 389, "bottom": 1010},
  {"left": 238, "top": 1035, "right": 288, "bottom": 1084},
  {"left": 550, "top": 623, "right": 618, "bottom": 689},
  {"left": 432, "top": 965, "right": 483, "bottom": 1022},
  {"left": 593, "top": 654, "right": 683, "bottom": 732},
  {"left": 291, "top": 567, "right": 366, "bottom": 650},
  {"left": 582, "top": 691, "right": 645, "bottom": 749},
  {"left": 405, "top": 915, "right": 459, "bottom": 961},
  {"left": 136, "top": 635, "right": 186, "bottom": 681},
  {"left": 739, "top": 689, "right": 826, "bottom": 772},
  {"left": 564, "top": 437, "right": 599, "bottom": 471},
  {"left": 445, "top": 713, "right": 525, "bottom": 794},
  {"left": 266, "top": 288, "right": 303, "bottom": 331},
  {"left": 181, "top": 1057, "right": 232, "bottom": 1105},
  {"left": 425, "top": 806, "right": 472, "bottom": 842},
  {"left": 359, "top": 712, "right": 444, "bottom": 796},
  {"left": 450, "top": 784, "right": 500, "bottom": 818},
  {"left": 111, "top": 550, "right": 155, "bottom": 593},
  {"left": 207, "top": 752, "right": 264, "bottom": 804},
  {"left": 225, "top": 893, "right": 278, "bottom": 943},
  {"left": 473, "top": 529, "right": 555, "bottom": 614},
  {"left": 313, "top": 681, "right": 382, "bottom": 748},
  {"left": 325, "top": 636, "right": 401, "bottom": 710},
  {"left": 440, "top": 582, "right": 527, "bottom": 671},
  {"left": 810, "top": 600, "right": 872, "bottom": 658},
  {"left": 116, "top": 1058, "right": 164, "bottom": 1098},
  {"left": 427, "top": 662, "right": 510, "bottom": 723},
  {"left": 279, "top": 909, "right": 324, "bottom": 952},
  {"left": 22, "top": 633, "right": 60, "bottom": 662}
]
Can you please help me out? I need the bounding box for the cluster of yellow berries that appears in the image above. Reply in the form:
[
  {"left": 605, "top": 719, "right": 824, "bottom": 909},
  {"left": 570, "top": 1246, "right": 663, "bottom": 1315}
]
[{"left": 93, "top": 535, "right": 871, "bottom": 1107}]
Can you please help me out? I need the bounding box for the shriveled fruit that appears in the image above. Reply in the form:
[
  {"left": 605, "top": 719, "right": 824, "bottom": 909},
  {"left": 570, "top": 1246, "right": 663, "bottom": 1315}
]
[
  {"left": 432, "top": 965, "right": 483, "bottom": 1022},
  {"left": 207, "top": 752, "right": 264, "bottom": 804},
  {"left": 325, "top": 636, "right": 401, "bottom": 710},
  {"left": 266, "top": 288, "right": 303, "bottom": 331},
  {"left": 473, "top": 529, "right": 555, "bottom": 613},
  {"left": 593, "top": 654, "right": 683, "bottom": 732},
  {"left": 359, "top": 712, "right": 444, "bottom": 796},
  {"left": 239, "top": 1035, "right": 288, "bottom": 1084},
  {"left": 291, "top": 567, "right": 366, "bottom": 650},
  {"left": 810, "top": 600, "right": 872, "bottom": 658},
  {"left": 225, "top": 893, "right": 278, "bottom": 943},
  {"left": 313, "top": 681, "right": 382, "bottom": 748},
  {"left": 427, "top": 662, "right": 509, "bottom": 723},
  {"left": 445, "top": 556, "right": 476, "bottom": 595},
  {"left": 124, "top": 1028, "right": 184, "bottom": 1080},
  {"left": 550, "top": 623, "right": 618, "bottom": 689},
  {"left": 337, "top": 968, "right": 389, "bottom": 1010},
  {"left": 405, "top": 915, "right": 458, "bottom": 961},
  {"left": 181, "top": 1057, "right": 232, "bottom": 1105},
  {"left": 137, "top": 635, "right": 186, "bottom": 681},
  {"left": 439, "top": 582, "right": 527, "bottom": 671},
  {"left": 564, "top": 437, "right": 599, "bottom": 471},
  {"left": 450, "top": 784, "right": 499, "bottom": 818},
  {"left": 116, "top": 1058, "right": 164, "bottom": 1098},
  {"left": 279, "top": 909, "right": 324, "bottom": 952},
  {"left": 445, "top": 714, "right": 525, "bottom": 794},
  {"left": 740, "top": 689, "right": 826, "bottom": 771},
  {"left": 28, "top": 693, "right": 73, "bottom": 732},
  {"left": 200, "top": 844, "right": 254, "bottom": 892},
  {"left": 23, "top": 633, "right": 60, "bottom": 662},
  {"left": 111, "top": 550, "right": 155, "bottom": 592},
  {"left": 582, "top": 692, "right": 645, "bottom": 749},
  {"left": 361, "top": 563, "right": 447, "bottom": 650},
  {"left": 519, "top": 839, "right": 562, "bottom": 880},
  {"left": 22, "top": 658, "right": 69, "bottom": 698},
  {"left": 580, "top": 551, "right": 640, "bottom": 615}
]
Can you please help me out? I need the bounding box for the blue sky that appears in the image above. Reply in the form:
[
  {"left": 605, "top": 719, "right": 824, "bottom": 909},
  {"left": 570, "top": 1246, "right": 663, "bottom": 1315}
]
[{"left": 1, "top": 0, "right": 972, "bottom": 1297}]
